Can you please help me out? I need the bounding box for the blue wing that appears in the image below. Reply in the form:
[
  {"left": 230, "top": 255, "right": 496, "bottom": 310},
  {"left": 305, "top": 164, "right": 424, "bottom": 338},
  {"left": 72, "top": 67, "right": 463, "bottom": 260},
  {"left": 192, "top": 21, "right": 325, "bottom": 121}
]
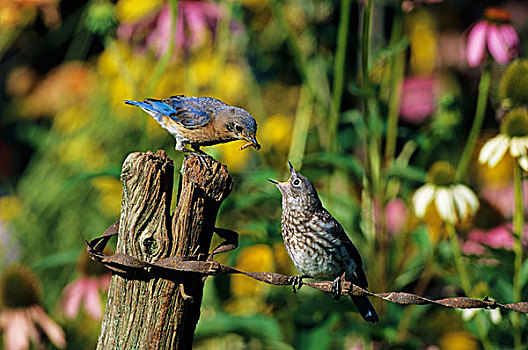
[{"left": 125, "top": 96, "right": 214, "bottom": 129}]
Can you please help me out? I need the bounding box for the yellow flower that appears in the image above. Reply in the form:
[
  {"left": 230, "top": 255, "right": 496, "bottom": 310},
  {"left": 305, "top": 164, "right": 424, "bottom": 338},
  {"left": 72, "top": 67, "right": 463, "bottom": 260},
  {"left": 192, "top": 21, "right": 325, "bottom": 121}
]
[
  {"left": 55, "top": 135, "right": 108, "bottom": 172},
  {"left": 475, "top": 138, "right": 514, "bottom": 188},
  {"left": 115, "top": 0, "right": 162, "bottom": 23},
  {"left": 53, "top": 105, "right": 90, "bottom": 135},
  {"left": 438, "top": 331, "right": 478, "bottom": 350},
  {"left": 412, "top": 161, "right": 479, "bottom": 224},
  {"left": 406, "top": 9, "right": 437, "bottom": 75},
  {"left": 479, "top": 108, "right": 528, "bottom": 171},
  {"left": 226, "top": 244, "right": 275, "bottom": 315},
  {"left": 91, "top": 177, "right": 122, "bottom": 216},
  {"left": 260, "top": 114, "right": 292, "bottom": 152},
  {"left": 216, "top": 64, "right": 247, "bottom": 105},
  {"left": 0, "top": 195, "right": 23, "bottom": 222},
  {"left": 214, "top": 142, "right": 251, "bottom": 173},
  {"left": 187, "top": 50, "right": 217, "bottom": 89},
  {"left": 231, "top": 244, "right": 274, "bottom": 298}
]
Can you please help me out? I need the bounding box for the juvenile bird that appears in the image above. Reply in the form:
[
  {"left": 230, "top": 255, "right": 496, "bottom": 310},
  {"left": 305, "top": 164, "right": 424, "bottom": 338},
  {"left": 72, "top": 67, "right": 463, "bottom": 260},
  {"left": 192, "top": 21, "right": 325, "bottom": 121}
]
[
  {"left": 125, "top": 95, "right": 261, "bottom": 156},
  {"left": 268, "top": 162, "right": 379, "bottom": 324}
]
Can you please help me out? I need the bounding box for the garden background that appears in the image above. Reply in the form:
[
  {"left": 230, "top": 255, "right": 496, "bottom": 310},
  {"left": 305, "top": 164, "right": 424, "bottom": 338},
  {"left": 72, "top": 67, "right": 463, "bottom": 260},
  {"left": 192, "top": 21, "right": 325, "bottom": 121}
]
[{"left": 1, "top": 0, "right": 528, "bottom": 348}]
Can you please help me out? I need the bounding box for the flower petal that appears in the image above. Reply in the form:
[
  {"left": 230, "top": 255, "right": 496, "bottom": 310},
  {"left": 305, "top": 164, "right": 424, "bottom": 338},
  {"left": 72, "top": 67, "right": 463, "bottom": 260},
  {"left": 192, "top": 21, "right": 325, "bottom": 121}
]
[
  {"left": 435, "top": 188, "right": 456, "bottom": 223},
  {"left": 519, "top": 156, "right": 528, "bottom": 172},
  {"left": 489, "top": 308, "right": 502, "bottom": 325},
  {"left": 7, "top": 310, "right": 39, "bottom": 350},
  {"left": 479, "top": 135, "right": 505, "bottom": 164},
  {"left": 83, "top": 278, "right": 103, "bottom": 320},
  {"left": 61, "top": 280, "right": 84, "bottom": 319},
  {"left": 486, "top": 135, "right": 510, "bottom": 167},
  {"left": 509, "top": 138, "right": 523, "bottom": 157},
  {"left": 452, "top": 186, "right": 469, "bottom": 221},
  {"left": 30, "top": 305, "right": 66, "bottom": 349},
  {"left": 412, "top": 184, "right": 435, "bottom": 218},
  {"left": 499, "top": 24, "right": 519, "bottom": 58},
  {"left": 487, "top": 24, "right": 511, "bottom": 64},
  {"left": 466, "top": 21, "right": 488, "bottom": 67},
  {"left": 454, "top": 184, "right": 480, "bottom": 215}
]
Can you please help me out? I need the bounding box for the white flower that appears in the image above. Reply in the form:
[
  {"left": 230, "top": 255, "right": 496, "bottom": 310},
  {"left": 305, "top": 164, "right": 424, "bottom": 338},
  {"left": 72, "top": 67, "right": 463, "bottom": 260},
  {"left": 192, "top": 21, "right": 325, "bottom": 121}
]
[
  {"left": 461, "top": 307, "right": 501, "bottom": 325},
  {"left": 479, "top": 134, "right": 528, "bottom": 170},
  {"left": 412, "top": 183, "right": 479, "bottom": 224},
  {"left": 479, "top": 108, "right": 528, "bottom": 171},
  {"left": 412, "top": 161, "right": 479, "bottom": 224}
]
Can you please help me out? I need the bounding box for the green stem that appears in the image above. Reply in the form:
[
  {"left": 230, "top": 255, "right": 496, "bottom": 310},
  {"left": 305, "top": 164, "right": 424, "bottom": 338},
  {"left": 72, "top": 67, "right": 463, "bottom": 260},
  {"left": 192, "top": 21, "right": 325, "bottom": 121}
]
[
  {"left": 146, "top": 0, "right": 178, "bottom": 95},
  {"left": 446, "top": 224, "right": 492, "bottom": 349},
  {"left": 288, "top": 84, "right": 313, "bottom": 168},
  {"left": 360, "top": 0, "right": 372, "bottom": 84},
  {"left": 328, "top": 0, "right": 351, "bottom": 153},
  {"left": 212, "top": 0, "right": 238, "bottom": 94},
  {"left": 446, "top": 223, "right": 471, "bottom": 295},
  {"left": 384, "top": 4, "right": 404, "bottom": 167},
  {"left": 512, "top": 163, "right": 524, "bottom": 350},
  {"left": 455, "top": 65, "right": 491, "bottom": 181}
]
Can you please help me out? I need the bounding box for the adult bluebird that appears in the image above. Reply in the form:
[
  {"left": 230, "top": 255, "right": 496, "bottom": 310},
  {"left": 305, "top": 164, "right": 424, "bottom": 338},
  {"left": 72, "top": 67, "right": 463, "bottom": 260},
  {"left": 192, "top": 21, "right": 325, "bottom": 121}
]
[
  {"left": 268, "top": 162, "right": 379, "bottom": 324},
  {"left": 125, "top": 95, "right": 261, "bottom": 156}
]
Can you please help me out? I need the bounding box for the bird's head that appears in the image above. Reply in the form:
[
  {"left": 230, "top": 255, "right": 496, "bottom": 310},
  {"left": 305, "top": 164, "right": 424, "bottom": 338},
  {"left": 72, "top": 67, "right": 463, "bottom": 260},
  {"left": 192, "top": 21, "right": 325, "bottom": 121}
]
[
  {"left": 221, "top": 107, "right": 261, "bottom": 150},
  {"left": 268, "top": 162, "right": 321, "bottom": 209}
]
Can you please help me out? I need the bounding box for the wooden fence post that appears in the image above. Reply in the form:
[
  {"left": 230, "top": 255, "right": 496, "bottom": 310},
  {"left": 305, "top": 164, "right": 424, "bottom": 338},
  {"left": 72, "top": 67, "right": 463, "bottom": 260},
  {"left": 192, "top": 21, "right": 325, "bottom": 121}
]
[{"left": 97, "top": 150, "right": 232, "bottom": 349}]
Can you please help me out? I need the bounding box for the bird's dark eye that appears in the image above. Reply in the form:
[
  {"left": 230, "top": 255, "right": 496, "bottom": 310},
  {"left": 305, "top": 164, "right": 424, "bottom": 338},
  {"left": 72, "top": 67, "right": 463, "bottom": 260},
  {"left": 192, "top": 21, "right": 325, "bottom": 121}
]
[
  {"left": 235, "top": 124, "right": 243, "bottom": 132},
  {"left": 292, "top": 178, "right": 301, "bottom": 187}
]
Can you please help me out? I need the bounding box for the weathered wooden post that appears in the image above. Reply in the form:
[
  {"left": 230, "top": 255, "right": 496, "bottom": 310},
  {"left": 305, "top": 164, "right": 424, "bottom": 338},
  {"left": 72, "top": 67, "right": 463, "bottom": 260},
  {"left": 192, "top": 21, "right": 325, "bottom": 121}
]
[{"left": 97, "top": 150, "right": 232, "bottom": 349}]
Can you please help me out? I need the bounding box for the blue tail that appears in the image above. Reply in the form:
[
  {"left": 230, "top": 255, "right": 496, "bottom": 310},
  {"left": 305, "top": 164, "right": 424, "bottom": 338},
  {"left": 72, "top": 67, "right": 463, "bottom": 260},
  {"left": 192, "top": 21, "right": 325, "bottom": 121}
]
[{"left": 125, "top": 99, "right": 178, "bottom": 122}]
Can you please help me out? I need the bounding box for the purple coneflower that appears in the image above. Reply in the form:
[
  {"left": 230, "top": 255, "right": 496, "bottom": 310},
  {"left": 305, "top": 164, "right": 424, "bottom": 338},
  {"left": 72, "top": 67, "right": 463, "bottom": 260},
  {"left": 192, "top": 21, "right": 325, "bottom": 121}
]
[
  {"left": 118, "top": 1, "right": 242, "bottom": 56},
  {"left": 465, "top": 7, "right": 519, "bottom": 67},
  {"left": 60, "top": 251, "right": 111, "bottom": 320},
  {"left": 0, "top": 264, "right": 66, "bottom": 350}
]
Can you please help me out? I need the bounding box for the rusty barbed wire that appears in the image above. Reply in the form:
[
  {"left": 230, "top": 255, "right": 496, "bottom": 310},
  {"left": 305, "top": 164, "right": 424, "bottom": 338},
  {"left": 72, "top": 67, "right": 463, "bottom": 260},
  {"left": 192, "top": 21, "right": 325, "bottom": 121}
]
[{"left": 86, "top": 221, "right": 528, "bottom": 314}]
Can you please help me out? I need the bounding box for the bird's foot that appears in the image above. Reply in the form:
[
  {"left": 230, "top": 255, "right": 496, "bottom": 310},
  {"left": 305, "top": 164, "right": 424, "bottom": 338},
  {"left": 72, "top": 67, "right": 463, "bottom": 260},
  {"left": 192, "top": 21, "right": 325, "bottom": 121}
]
[
  {"left": 184, "top": 150, "right": 212, "bottom": 171},
  {"left": 289, "top": 275, "right": 308, "bottom": 294},
  {"left": 331, "top": 276, "right": 342, "bottom": 302}
]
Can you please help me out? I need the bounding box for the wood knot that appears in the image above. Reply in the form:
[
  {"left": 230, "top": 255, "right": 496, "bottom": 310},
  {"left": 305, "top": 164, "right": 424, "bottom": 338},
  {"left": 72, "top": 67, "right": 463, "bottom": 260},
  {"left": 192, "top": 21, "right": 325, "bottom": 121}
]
[{"left": 143, "top": 237, "right": 159, "bottom": 256}]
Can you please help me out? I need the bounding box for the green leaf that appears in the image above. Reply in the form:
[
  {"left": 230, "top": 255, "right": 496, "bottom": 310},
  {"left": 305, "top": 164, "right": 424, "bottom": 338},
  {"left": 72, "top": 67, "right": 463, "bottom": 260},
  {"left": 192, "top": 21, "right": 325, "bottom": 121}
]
[
  {"left": 386, "top": 164, "right": 426, "bottom": 183},
  {"left": 298, "top": 313, "right": 340, "bottom": 350},
  {"left": 195, "top": 312, "right": 291, "bottom": 349},
  {"left": 519, "top": 258, "right": 528, "bottom": 287},
  {"left": 31, "top": 249, "right": 81, "bottom": 271},
  {"left": 370, "top": 37, "right": 409, "bottom": 68},
  {"left": 303, "top": 153, "right": 364, "bottom": 179}
]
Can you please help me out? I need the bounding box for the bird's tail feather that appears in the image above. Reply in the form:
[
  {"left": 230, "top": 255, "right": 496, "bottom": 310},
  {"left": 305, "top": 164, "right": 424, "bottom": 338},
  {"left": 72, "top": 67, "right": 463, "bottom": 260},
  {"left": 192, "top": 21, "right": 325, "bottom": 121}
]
[
  {"left": 351, "top": 295, "right": 379, "bottom": 324},
  {"left": 124, "top": 100, "right": 167, "bottom": 122}
]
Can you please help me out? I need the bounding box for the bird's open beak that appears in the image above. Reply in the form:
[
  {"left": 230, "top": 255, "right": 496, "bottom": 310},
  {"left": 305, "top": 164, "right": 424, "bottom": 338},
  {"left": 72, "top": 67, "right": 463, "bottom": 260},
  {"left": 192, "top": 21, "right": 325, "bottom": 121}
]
[
  {"left": 239, "top": 136, "right": 261, "bottom": 151},
  {"left": 268, "top": 178, "right": 286, "bottom": 193}
]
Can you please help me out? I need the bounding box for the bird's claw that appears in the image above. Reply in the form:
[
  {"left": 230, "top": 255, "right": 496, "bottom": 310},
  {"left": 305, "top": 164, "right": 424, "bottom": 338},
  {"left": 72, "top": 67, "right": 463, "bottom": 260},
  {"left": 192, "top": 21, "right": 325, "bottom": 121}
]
[
  {"left": 331, "top": 276, "right": 342, "bottom": 302},
  {"left": 289, "top": 275, "right": 305, "bottom": 294},
  {"left": 186, "top": 151, "right": 212, "bottom": 171}
]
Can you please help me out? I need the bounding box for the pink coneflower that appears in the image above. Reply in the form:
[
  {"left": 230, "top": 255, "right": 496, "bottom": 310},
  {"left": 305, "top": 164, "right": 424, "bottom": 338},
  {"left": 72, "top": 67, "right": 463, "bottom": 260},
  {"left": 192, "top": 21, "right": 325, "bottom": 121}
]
[
  {"left": 0, "top": 264, "right": 66, "bottom": 350},
  {"left": 463, "top": 223, "right": 528, "bottom": 256},
  {"left": 385, "top": 198, "right": 408, "bottom": 236},
  {"left": 118, "top": 1, "right": 242, "bottom": 57},
  {"left": 59, "top": 251, "right": 111, "bottom": 320},
  {"left": 464, "top": 7, "right": 519, "bottom": 67},
  {"left": 399, "top": 75, "right": 437, "bottom": 124}
]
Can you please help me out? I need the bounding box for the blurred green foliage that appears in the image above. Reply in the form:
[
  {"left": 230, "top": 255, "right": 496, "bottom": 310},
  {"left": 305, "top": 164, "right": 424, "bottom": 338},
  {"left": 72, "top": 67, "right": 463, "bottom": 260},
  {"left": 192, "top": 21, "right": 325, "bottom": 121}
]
[{"left": 0, "top": 0, "right": 527, "bottom": 349}]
